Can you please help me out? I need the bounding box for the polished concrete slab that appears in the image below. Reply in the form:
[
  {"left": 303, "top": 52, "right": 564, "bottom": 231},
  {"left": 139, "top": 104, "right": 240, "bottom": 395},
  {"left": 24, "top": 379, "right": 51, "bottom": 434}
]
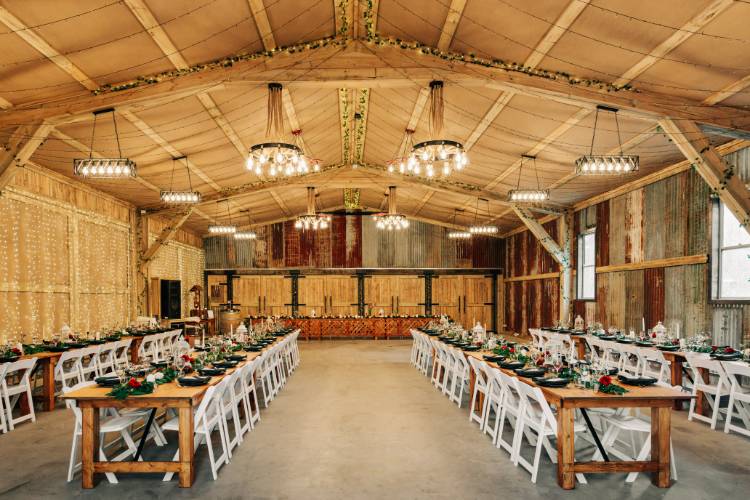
[{"left": 0, "top": 340, "right": 748, "bottom": 499}]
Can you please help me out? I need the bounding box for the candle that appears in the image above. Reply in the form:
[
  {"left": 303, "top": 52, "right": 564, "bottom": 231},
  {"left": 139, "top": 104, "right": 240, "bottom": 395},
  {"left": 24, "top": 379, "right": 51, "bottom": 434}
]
[
  {"left": 641, "top": 317, "right": 646, "bottom": 333},
  {"left": 201, "top": 327, "right": 205, "bottom": 348}
]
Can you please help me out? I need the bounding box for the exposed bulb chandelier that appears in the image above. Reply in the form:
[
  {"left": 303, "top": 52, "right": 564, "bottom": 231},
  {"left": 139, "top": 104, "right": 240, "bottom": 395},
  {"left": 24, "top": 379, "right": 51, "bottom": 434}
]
[
  {"left": 387, "top": 81, "right": 468, "bottom": 178},
  {"left": 575, "top": 105, "right": 639, "bottom": 176},
  {"left": 507, "top": 155, "right": 549, "bottom": 205},
  {"left": 469, "top": 198, "right": 497, "bottom": 234},
  {"left": 373, "top": 186, "right": 409, "bottom": 230},
  {"left": 246, "top": 83, "right": 320, "bottom": 178},
  {"left": 208, "top": 200, "right": 236, "bottom": 235},
  {"left": 234, "top": 211, "right": 257, "bottom": 240},
  {"left": 74, "top": 108, "right": 137, "bottom": 178},
  {"left": 295, "top": 187, "right": 331, "bottom": 230},
  {"left": 161, "top": 155, "right": 201, "bottom": 205},
  {"left": 447, "top": 209, "right": 471, "bottom": 239}
]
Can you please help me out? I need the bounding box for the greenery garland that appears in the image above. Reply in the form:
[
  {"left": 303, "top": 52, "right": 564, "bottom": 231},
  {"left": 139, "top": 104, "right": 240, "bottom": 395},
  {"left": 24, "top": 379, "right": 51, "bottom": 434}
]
[
  {"left": 597, "top": 375, "right": 628, "bottom": 395},
  {"left": 107, "top": 378, "right": 155, "bottom": 400}
]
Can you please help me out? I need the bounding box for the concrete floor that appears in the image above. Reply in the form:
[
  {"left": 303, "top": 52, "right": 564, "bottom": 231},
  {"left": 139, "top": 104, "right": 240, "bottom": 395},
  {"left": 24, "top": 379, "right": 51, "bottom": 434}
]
[{"left": 0, "top": 340, "right": 749, "bottom": 499}]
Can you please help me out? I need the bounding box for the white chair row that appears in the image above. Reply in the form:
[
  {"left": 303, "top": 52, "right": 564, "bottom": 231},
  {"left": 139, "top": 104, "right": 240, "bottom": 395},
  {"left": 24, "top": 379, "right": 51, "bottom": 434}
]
[
  {"left": 55, "top": 339, "right": 134, "bottom": 392},
  {"left": 0, "top": 358, "right": 38, "bottom": 434},
  {"left": 410, "top": 330, "right": 433, "bottom": 376},
  {"left": 137, "top": 330, "right": 183, "bottom": 363}
]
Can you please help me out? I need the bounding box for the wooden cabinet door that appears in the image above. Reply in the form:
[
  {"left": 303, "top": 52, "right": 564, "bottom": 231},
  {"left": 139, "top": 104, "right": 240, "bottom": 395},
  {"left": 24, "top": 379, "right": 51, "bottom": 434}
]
[
  {"left": 261, "top": 276, "right": 291, "bottom": 316},
  {"left": 233, "top": 276, "right": 262, "bottom": 316},
  {"left": 365, "top": 276, "right": 394, "bottom": 315},
  {"left": 298, "top": 276, "right": 326, "bottom": 316},
  {"left": 432, "top": 275, "right": 461, "bottom": 321},
  {"left": 463, "top": 276, "right": 493, "bottom": 329},
  {"left": 326, "top": 276, "right": 358, "bottom": 316},
  {"left": 394, "top": 276, "right": 424, "bottom": 316}
]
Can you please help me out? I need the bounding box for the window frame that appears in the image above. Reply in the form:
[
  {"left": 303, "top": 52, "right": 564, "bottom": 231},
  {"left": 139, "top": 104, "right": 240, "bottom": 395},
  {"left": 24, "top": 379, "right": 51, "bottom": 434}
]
[
  {"left": 712, "top": 201, "right": 750, "bottom": 302},
  {"left": 576, "top": 228, "right": 597, "bottom": 301}
]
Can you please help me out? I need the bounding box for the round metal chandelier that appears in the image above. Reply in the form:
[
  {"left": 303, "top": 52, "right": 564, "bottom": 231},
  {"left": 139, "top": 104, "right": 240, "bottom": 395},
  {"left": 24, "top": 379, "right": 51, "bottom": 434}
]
[
  {"left": 295, "top": 187, "right": 331, "bottom": 230},
  {"left": 388, "top": 81, "right": 468, "bottom": 178},
  {"left": 246, "top": 83, "right": 320, "bottom": 178},
  {"left": 373, "top": 186, "right": 409, "bottom": 230}
]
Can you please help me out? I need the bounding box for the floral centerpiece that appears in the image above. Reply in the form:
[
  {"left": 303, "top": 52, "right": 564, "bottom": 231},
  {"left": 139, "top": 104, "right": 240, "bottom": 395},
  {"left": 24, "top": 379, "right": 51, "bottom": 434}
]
[
  {"left": 596, "top": 375, "right": 628, "bottom": 395},
  {"left": 0, "top": 344, "right": 22, "bottom": 361}
]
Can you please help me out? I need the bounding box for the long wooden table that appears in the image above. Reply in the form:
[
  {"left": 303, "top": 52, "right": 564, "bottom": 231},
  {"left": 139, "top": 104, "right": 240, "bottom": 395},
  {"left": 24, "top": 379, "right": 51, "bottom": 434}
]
[
  {"left": 63, "top": 332, "right": 294, "bottom": 489},
  {"left": 257, "top": 317, "right": 434, "bottom": 340},
  {"left": 455, "top": 346, "right": 692, "bottom": 489},
  {"left": 17, "top": 335, "right": 148, "bottom": 412}
]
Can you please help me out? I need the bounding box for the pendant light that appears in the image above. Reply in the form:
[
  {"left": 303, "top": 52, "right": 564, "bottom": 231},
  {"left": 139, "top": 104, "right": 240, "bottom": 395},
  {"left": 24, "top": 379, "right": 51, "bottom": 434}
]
[
  {"left": 234, "top": 210, "right": 257, "bottom": 240},
  {"left": 73, "top": 108, "right": 136, "bottom": 178},
  {"left": 507, "top": 155, "right": 549, "bottom": 204},
  {"left": 208, "top": 200, "right": 236, "bottom": 234},
  {"left": 575, "top": 105, "right": 639, "bottom": 175},
  {"left": 372, "top": 186, "right": 409, "bottom": 230},
  {"left": 295, "top": 187, "right": 331, "bottom": 230},
  {"left": 161, "top": 156, "right": 201, "bottom": 204},
  {"left": 447, "top": 209, "right": 471, "bottom": 239},
  {"left": 469, "top": 198, "right": 497, "bottom": 234}
]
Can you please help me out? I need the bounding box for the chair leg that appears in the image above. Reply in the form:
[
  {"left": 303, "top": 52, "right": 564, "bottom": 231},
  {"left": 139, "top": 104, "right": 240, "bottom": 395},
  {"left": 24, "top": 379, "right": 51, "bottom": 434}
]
[{"left": 67, "top": 432, "right": 80, "bottom": 482}]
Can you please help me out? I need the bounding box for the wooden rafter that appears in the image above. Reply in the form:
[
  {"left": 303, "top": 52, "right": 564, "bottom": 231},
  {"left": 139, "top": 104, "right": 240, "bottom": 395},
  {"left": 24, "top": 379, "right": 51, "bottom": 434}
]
[
  {"left": 512, "top": 205, "right": 567, "bottom": 265},
  {"left": 437, "top": 0, "right": 467, "bottom": 50},
  {"left": 0, "top": 6, "right": 98, "bottom": 91},
  {"left": 142, "top": 208, "right": 195, "bottom": 263},
  {"left": 0, "top": 122, "right": 53, "bottom": 191},
  {"left": 0, "top": 97, "right": 12, "bottom": 110},
  {"left": 614, "top": 0, "right": 733, "bottom": 85},
  {"left": 247, "top": 0, "right": 275, "bottom": 50},
  {"left": 659, "top": 118, "right": 750, "bottom": 232},
  {"left": 703, "top": 74, "right": 750, "bottom": 106}
]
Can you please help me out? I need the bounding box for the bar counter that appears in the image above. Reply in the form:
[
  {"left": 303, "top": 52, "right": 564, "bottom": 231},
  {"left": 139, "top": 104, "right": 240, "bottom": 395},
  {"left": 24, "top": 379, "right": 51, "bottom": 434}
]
[{"left": 249, "top": 316, "right": 436, "bottom": 340}]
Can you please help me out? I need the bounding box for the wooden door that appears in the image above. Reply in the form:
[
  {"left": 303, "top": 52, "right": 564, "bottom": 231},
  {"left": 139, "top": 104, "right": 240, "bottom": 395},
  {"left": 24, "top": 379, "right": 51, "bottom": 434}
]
[
  {"left": 298, "top": 276, "right": 326, "bottom": 316},
  {"left": 365, "top": 276, "right": 394, "bottom": 315},
  {"left": 233, "top": 276, "right": 263, "bottom": 316},
  {"left": 394, "top": 276, "right": 424, "bottom": 316},
  {"left": 326, "top": 276, "right": 358, "bottom": 316},
  {"left": 262, "top": 275, "right": 291, "bottom": 316},
  {"left": 463, "top": 276, "right": 493, "bottom": 329},
  {"left": 207, "top": 275, "right": 226, "bottom": 309},
  {"left": 432, "top": 275, "right": 461, "bottom": 321}
]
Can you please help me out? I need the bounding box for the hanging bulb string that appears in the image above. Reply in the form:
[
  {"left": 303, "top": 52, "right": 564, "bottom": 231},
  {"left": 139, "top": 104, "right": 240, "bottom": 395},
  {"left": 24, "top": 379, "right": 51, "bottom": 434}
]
[
  {"left": 184, "top": 156, "right": 194, "bottom": 192},
  {"left": 589, "top": 107, "right": 600, "bottom": 157},
  {"left": 533, "top": 157, "right": 541, "bottom": 191},
  {"left": 88, "top": 113, "right": 97, "bottom": 160},
  {"left": 111, "top": 110, "right": 123, "bottom": 158},
  {"left": 428, "top": 81, "right": 444, "bottom": 139},
  {"left": 615, "top": 112, "right": 624, "bottom": 157},
  {"left": 266, "top": 83, "right": 284, "bottom": 140},
  {"left": 169, "top": 157, "right": 176, "bottom": 192}
]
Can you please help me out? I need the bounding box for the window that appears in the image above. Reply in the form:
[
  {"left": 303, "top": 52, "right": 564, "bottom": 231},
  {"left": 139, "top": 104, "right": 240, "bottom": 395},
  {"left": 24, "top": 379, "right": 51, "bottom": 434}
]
[
  {"left": 713, "top": 202, "right": 750, "bottom": 300},
  {"left": 577, "top": 229, "right": 596, "bottom": 300}
]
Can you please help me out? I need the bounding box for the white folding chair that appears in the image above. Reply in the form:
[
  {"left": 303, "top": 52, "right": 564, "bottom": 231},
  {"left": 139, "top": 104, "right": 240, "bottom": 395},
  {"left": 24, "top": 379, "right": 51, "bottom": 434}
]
[
  {"left": 1, "top": 358, "right": 38, "bottom": 430},
  {"left": 221, "top": 368, "right": 246, "bottom": 453},
  {"left": 241, "top": 358, "right": 262, "bottom": 430},
  {"left": 55, "top": 350, "right": 85, "bottom": 391},
  {"left": 162, "top": 385, "right": 230, "bottom": 482},
  {"left": 494, "top": 370, "right": 525, "bottom": 461},
  {"left": 137, "top": 335, "right": 160, "bottom": 363},
  {"left": 78, "top": 346, "right": 101, "bottom": 381},
  {"left": 467, "top": 356, "right": 489, "bottom": 426},
  {"left": 584, "top": 336, "right": 603, "bottom": 363},
  {"left": 447, "top": 347, "right": 469, "bottom": 407},
  {"left": 63, "top": 382, "right": 143, "bottom": 484},
  {"left": 0, "top": 364, "right": 8, "bottom": 434},
  {"left": 617, "top": 344, "right": 641, "bottom": 376},
  {"left": 722, "top": 361, "right": 750, "bottom": 438},
  {"left": 640, "top": 348, "right": 671, "bottom": 384},
  {"left": 515, "top": 381, "right": 588, "bottom": 484},
  {"left": 482, "top": 366, "right": 506, "bottom": 442},
  {"left": 113, "top": 338, "right": 132, "bottom": 369},
  {"left": 96, "top": 342, "right": 118, "bottom": 376},
  {"left": 686, "top": 353, "right": 730, "bottom": 429}
]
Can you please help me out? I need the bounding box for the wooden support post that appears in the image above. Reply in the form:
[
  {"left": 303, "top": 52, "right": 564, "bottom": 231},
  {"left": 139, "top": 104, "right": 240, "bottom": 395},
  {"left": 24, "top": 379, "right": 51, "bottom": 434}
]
[
  {"left": 659, "top": 118, "right": 750, "bottom": 234},
  {"left": 513, "top": 206, "right": 572, "bottom": 325},
  {"left": 0, "top": 122, "right": 52, "bottom": 192},
  {"left": 142, "top": 208, "right": 194, "bottom": 263},
  {"left": 135, "top": 210, "right": 150, "bottom": 316},
  {"left": 559, "top": 210, "right": 574, "bottom": 326}
]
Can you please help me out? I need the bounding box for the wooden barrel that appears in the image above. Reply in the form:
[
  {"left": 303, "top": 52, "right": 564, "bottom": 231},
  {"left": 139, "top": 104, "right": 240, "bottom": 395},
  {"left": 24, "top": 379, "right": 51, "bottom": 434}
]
[{"left": 219, "top": 309, "right": 242, "bottom": 334}]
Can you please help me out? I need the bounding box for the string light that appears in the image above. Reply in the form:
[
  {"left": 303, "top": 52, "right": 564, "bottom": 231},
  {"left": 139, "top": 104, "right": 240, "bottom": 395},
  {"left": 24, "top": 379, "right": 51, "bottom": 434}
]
[
  {"left": 508, "top": 155, "right": 550, "bottom": 204},
  {"left": 74, "top": 108, "right": 137, "bottom": 179},
  {"left": 468, "top": 198, "right": 497, "bottom": 235},
  {"left": 576, "top": 106, "right": 639, "bottom": 176}
]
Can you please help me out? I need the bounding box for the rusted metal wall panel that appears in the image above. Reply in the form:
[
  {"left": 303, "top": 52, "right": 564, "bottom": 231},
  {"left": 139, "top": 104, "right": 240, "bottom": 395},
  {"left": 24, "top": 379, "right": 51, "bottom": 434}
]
[
  {"left": 624, "top": 189, "right": 643, "bottom": 263},
  {"left": 609, "top": 195, "right": 626, "bottom": 265},
  {"left": 346, "top": 215, "right": 362, "bottom": 267},
  {"left": 624, "top": 269, "right": 644, "bottom": 332},
  {"left": 596, "top": 200, "right": 610, "bottom": 266},
  {"left": 644, "top": 180, "right": 666, "bottom": 261},
  {"left": 644, "top": 267, "right": 665, "bottom": 329},
  {"left": 687, "top": 169, "right": 711, "bottom": 255}
]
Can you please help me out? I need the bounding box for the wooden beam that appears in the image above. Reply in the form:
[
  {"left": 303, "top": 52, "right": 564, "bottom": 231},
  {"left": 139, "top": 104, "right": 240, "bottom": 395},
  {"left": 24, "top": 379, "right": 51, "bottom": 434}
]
[
  {"left": 339, "top": 88, "right": 353, "bottom": 164},
  {"left": 659, "top": 118, "right": 750, "bottom": 231},
  {"left": 614, "top": 0, "right": 733, "bottom": 85},
  {"left": 123, "top": 0, "right": 189, "bottom": 68},
  {"left": 559, "top": 210, "right": 573, "bottom": 325},
  {"left": 504, "top": 272, "right": 560, "bottom": 283},
  {"left": 0, "top": 97, "right": 12, "bottom": 110},
  {"left": 0, "top": 122, "right": 53, "bottom": 192},
  {"left": 703, "top": 74, "right": 750, "bottom": 106},
  {"left": 437, "top": 0, "right": 467, "bottom": 50},
  {"left": 512, "top": 205, "right": 567, "bottom": 266},
  {"left": 119, "top": 109, "right": 222, "bottom": 191},
  {"left": 596, "top": 254, "right": 708, "bottom": 274},
  {"left": 0, "top": 5, "right": 98, "bottom": 91},
  {"left": 142, "top": 209, "right": 195, "bottom": 263},
  {"left": 247, "top": 0, "right": 275, "bottom": 50}
]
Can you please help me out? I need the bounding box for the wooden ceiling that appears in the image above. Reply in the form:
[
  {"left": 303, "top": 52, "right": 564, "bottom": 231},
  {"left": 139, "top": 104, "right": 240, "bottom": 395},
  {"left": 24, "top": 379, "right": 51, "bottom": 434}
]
[{"left": 1, "top": 0, "right": 750, "bottom": 235}]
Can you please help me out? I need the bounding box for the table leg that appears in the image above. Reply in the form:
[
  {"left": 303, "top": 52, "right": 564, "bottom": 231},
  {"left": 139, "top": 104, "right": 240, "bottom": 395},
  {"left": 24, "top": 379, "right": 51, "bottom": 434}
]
[
  {"left": 178, "top": 407, "right": 195, "bottom": 488},
  {"left": 556, "top": 407, "right": 576, "bottom": 490},
  {"left": 43, "top": 357, "right": 56, "bottom": 411},
  {"left": 670, "top": 358, "right": 684, "bottom": 410},
  {"left": 576, "top": 340, "right": 586, "bottom": 360},
  {"left": 696, "top": 367, "right": 709, "bottom": 416},
  {"left": 651, "top": 406, "right": 671, "bottom": 488},
  {"left": 81, "top": 406, "right": 100, "bottom": 489}
]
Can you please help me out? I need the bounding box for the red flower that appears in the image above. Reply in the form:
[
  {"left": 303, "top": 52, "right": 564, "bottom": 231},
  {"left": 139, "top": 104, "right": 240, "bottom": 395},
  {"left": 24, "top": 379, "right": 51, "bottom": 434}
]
[
  {"left": 11, "top": 347, "right": 22, "bottom": 356},
  {"left": 725, "top": 347, "right": 735, "bottom": 354},
  {"left": 127, "top": 378, "right": 141, "bottom": 389},
  {"left": 598, "top": 375, "right": 612, "bottom": 387},
  {"left": 651, "top": 333, "right": 656, "bottom": 338},
  {"left": 536, "top": 357, "right": 545, "bottom": 366},
  {"left": 671, "top": 339, "right": 679, "bottom": 345},
  {"left": 181, "top": 354, "right": 194, "bottom": 363},
  {"left": 711, "top": 345, "right": 717, "bottom": 351}
]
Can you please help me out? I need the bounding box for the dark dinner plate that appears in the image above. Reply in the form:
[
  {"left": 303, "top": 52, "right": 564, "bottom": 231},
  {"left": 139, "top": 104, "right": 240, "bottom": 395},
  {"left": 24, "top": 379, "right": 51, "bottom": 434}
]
[
  {"left": 213, "top": 360, "right": 238, "bottom": 368},
  {"left": 226, "top": 354, "right": 246, "bottom": 362},
  {"left": 616, "top": 338, "right": 635, "bottom": 344},
  {"left": 67, "top": 342, "right": 88, "bottom": 348},
  {"left": 46, "top": 345, "right": 69, "bottom": 352},
  {"left": 0, "top": 356, "right": 19, "bottom": 363},
  {"left": 483, "top": 355, "right": 504, "bottom": 363},
  {"left": 95, "top": 376, "right": 121, "bottom": 387},
  {"left": 198, "top": 368, "right": 226, "bottom": 376},
  {"left": 598, "top": 335, "right": 617, "bottom": 341},
  {"left": 151, "top": 361, "right": 169, "bottom": 369},
  {"left": 193, "top": 346, "right": 210, "bottom": 352},
  {"left": 104, "top": 336, "right": 121, "bottom": 342},
  {"left": 515, "top": 368, "right": 545, "bottom": 378},
  {"left": 618, "top": 374, "right": 657, "bottom": 387},
  {"left": 461, "top": 345, "right": 480, "bottom": 351},
  {"left": 127, "top": 369, "right": 147, "bottom": 377},
  {"left": 178, "top": 376, "right": 211, "bottom": 387},
  {"left": 711, "top": 352, "right": 741, "bottom": 361},
  {"left": 533, "top": 376, "right": 570, "bottom": 388},
  {"left": 245, "top": 345, "right": 264, "bottom": 352},
  {"left": 636, "top": 341, "right": 654, "bottom": 347},
  {"left": 657, "top": 345, "right": 679, "bottom": 352},
  {"left": 87, "top": 339, "right": 106, "bottom": 345},
  {"left": 499, "top": 361, "right": 525, "bottom": 370}
]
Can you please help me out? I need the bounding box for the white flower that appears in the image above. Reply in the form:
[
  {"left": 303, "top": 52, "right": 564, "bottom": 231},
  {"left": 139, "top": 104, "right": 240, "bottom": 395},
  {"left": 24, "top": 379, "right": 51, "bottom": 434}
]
[
  {"left": 154, "top": 372, "right": 164, "bottom": 380},
  {"left": 146, "top": 374, "right": 156, "bottom": 383}
]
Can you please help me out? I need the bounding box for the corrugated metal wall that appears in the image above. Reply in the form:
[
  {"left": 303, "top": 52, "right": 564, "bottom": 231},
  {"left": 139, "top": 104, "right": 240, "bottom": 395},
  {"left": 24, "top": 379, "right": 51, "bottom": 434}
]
[
  {"left": 504, "top": 159, "right": 750, "bottom": 344},
  {"left": 205, "top": 215, "right": 502, "bottom": 270}
]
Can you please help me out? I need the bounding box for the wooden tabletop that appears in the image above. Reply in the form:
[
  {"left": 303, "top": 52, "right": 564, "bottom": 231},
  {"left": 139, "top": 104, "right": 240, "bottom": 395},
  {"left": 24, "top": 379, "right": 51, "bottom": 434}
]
[
  {"left": 18, "top": 332, "right": 171, "bottom": 361},
  {"left": 465, "top": 350, "right": 692, "bottom": 408}
]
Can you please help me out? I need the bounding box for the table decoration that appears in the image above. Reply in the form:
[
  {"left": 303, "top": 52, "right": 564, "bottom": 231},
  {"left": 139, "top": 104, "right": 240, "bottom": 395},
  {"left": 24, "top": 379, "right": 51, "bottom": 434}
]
[
  {"left": 596, "top": 375, "right": 628, "bottom": 395},
  {"left": 107, "top": 378, "right": 155, "bottom": 400},
  {"left": 0, "top": 345, "right": 22, "bottom": 362}
]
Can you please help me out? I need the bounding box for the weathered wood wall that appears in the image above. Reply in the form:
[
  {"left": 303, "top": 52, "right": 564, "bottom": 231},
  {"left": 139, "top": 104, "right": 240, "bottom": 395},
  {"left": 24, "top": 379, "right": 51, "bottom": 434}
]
[
  {"left": 205, "top": 216, "right": 504, "bottom": 270},
  {"left": 0, "top": 165, "right": 203, "bottom": 342},
  {"left": 503, "top": 151, "right": 750, "bottom": 344}
]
